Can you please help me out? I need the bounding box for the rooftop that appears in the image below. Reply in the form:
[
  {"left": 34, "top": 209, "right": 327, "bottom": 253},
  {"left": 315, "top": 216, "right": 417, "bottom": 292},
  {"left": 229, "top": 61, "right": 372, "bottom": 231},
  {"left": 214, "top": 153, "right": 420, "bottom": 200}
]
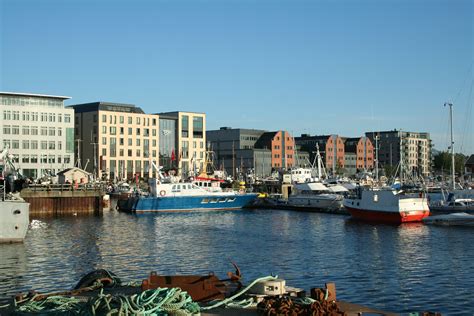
[{"left": 0, "top": 91, "right": 71, "bottom": 100}]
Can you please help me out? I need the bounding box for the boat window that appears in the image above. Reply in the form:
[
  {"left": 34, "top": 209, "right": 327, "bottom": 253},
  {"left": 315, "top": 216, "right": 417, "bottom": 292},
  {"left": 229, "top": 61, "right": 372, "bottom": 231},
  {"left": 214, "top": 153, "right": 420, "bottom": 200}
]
[
  {"left": 201, "top": 198, "right": 209, "bottom": 204},
  {"left": 373, "top": 194, "right": 378, "bottom": 202},
  {"left": 219, "top": 198, "right": 227, "bottom": 203},
  {"left": 172, "top": 185, "right": 176, "bottom": 190},
  {"left": 227, "top": 198, "right": 236, "bottom": 202},
  {"left": 210, "top": 198, "right": 218, "bottom": 203},
  {"left": 187, "top": 184, "right": 192, "bottom": 190}
]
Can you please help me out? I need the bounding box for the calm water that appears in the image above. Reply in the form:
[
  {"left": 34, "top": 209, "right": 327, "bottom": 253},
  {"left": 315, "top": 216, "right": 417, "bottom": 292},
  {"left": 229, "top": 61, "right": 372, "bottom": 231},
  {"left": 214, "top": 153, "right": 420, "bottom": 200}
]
[{"left": 1, "top": 208, "right": 474, "bottom": 315}]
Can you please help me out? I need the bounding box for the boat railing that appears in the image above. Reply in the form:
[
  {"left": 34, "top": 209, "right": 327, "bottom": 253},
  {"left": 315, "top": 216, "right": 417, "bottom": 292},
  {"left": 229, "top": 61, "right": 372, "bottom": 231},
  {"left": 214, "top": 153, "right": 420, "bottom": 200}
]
[{"left": 26, "top": 183, "right": 106, "bottom": 192}]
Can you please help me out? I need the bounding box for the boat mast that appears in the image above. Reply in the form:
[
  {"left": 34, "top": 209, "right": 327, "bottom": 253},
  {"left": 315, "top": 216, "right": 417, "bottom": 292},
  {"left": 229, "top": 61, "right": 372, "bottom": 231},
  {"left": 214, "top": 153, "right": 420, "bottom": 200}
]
[
  {"left": 399, "top": 129, "right": 403, "bottom": 186},
  {"left": 445, "top": 102, "right": 455, "bottom": 191},
  {"left": 375, "top": 136, "right": 379, "bottom": 182}
]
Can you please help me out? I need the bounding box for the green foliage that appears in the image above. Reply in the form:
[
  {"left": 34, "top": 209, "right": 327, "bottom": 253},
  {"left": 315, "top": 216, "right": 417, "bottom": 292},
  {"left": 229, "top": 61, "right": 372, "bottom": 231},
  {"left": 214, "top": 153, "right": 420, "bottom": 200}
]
[{"left": 433, "top": 151, "right": 467, "bottom": 174}]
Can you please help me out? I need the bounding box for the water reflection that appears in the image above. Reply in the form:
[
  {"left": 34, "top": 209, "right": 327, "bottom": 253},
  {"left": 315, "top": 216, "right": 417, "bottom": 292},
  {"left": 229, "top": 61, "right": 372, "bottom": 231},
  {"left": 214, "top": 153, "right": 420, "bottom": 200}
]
[{"left": 1, "top": 209, "right": 473, "bottom": 314}]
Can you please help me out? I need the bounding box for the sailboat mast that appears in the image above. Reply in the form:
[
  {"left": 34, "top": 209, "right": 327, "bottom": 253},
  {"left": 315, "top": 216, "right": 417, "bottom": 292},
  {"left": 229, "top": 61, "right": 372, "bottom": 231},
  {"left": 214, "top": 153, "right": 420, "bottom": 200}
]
[{"left": 445, "top": 102, "right": 455, "bottom": 191}]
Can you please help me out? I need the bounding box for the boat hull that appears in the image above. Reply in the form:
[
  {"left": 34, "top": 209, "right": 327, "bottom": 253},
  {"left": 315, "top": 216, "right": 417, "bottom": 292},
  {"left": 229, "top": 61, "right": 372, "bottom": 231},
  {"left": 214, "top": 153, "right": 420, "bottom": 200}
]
[
  {"left": 345, "top": 206, "right": 429, "bottom": 224},
  {"left": 0, "top": 200, "right": 30, "bottom": 243},
  {"left": 117, "top": 193, "right": 258, "bottom": 213}
]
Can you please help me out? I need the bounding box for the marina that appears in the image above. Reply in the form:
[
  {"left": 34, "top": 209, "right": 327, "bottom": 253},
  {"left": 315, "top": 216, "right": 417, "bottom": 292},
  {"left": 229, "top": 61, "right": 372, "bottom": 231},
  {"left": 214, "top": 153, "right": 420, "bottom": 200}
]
[{"left": 1, "top": 206, "right": 473, "bottom": 315}]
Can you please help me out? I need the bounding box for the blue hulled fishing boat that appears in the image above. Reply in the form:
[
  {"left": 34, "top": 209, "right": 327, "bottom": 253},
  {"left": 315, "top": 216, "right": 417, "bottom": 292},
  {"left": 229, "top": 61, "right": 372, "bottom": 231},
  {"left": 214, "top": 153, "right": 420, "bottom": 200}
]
[{"left": 117, "top": 177, "right": 258, "bottom": 213}]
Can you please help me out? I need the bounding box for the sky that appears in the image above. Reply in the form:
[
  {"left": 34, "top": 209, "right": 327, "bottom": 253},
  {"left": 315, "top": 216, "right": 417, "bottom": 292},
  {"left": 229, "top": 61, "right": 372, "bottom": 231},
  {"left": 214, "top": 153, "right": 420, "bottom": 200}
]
[{"left": 1, "top": 0, "right": 473, "bottom": 154}]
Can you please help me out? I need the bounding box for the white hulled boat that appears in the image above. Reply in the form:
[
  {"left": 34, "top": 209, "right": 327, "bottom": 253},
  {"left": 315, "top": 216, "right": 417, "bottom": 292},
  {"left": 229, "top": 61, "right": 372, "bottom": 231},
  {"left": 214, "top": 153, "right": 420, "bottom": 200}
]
[{"left": 1, "top": 147, "right": 29, "bottom": 243}]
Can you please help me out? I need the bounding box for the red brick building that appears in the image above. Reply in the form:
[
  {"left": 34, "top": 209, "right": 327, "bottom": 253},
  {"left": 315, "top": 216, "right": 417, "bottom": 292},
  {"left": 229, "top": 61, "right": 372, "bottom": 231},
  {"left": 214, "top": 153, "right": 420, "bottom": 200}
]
[
  {"left": 344, "top": 137, "right": 374, "bottom": 170},
  {"left": 254, "top": 131, "right": 294, "bottom": 169},
  {"left": 294, "top": 134, "right": 344, "bottom": 173}
]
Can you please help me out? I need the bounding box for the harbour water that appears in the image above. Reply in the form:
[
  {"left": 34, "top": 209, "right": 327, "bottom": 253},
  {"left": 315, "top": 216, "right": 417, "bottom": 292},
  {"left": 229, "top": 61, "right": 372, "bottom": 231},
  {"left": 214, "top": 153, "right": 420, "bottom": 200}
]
[{"left": 1, "top": 207, "right": 473, "bottom": 315}]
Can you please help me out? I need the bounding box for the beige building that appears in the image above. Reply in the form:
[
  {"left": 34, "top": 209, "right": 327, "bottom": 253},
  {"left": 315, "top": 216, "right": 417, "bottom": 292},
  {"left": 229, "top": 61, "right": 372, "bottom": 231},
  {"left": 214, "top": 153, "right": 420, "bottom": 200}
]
[
  {"left": 70, "top": 102, "right": 160, "bottom": 181},
  {"left": 158, "top": 111, "right": 206, "bottom": 178}
]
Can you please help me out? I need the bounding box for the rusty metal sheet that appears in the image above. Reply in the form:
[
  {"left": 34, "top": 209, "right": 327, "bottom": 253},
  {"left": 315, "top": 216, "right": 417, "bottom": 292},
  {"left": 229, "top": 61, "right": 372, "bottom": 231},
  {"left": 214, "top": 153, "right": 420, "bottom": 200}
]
[{"left": 142, "top": 272, "right": 227, "bottom": 302}]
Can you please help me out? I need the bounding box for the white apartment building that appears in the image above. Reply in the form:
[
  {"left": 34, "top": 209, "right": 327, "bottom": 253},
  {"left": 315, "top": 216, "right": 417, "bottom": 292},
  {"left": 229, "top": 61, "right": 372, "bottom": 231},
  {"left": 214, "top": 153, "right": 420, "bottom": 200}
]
[{"left": 0, "top": 92, "right": 75, "bottom": 178}]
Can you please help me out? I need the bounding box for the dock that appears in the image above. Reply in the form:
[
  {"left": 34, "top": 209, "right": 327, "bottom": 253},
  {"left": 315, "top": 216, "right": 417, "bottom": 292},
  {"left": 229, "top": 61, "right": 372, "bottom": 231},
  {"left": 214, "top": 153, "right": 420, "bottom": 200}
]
[{"left": 20, "top": 184, "right": 106, "bottom": 217}]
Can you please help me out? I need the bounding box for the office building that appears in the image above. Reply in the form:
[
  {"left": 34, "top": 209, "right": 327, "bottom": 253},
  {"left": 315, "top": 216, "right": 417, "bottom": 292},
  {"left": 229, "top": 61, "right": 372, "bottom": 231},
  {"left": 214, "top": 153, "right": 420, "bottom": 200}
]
[{"left": 0, "top": 92, "right": 74, "bottom": 178}]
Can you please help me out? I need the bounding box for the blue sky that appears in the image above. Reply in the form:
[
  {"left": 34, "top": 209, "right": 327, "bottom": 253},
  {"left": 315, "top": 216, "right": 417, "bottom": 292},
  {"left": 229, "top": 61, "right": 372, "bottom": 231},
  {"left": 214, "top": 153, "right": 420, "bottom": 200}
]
[{"left": 1, "top": 0, "right": 473, "bottom": 154}]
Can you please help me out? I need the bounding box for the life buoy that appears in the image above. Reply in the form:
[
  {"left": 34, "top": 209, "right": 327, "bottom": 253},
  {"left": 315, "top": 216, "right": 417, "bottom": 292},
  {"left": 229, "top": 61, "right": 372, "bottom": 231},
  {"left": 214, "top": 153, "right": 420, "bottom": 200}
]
[{"left": 160, "top": 190, "right": 166, "bottom": 197}]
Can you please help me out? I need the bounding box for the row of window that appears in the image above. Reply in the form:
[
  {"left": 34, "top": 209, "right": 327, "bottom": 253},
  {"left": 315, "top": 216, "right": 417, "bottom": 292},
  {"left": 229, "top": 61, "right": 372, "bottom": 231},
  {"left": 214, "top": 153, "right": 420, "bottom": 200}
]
[
  {"left": 3, "top": 125, "right": 63, "bottom": 136},
  {"left": 3, "top": 110, "right": 71, "bottom": 123},
  {"left": 274, "top": 154, "right": 294, "bottom": 159},
  {"left": 99, "top": 126, "right": 157, "bottom": 137},
  {"left": 0, "top": 96, "right": 63, "bottom": 108},
  {"left": 8, "top": 154, "right": 71, "bottom": 164},
  {"left": 3, "top": 140, "right": 64, "bottom": 150},
  {"left": 101, "top": 114, "right": 157, "bottom": 126},
  {"left": 102, "top": 137, "right": 158, "bottom": 147}
]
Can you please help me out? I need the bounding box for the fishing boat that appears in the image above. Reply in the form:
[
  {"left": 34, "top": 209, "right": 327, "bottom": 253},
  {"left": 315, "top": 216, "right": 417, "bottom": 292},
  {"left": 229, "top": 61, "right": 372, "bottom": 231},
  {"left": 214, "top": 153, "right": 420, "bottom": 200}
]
[
  {"left": 343, "top": 187, "right": 430, "bottom": 223},
  {"left": 0, "top": 147, "right": 30, "bottom": 243},
  {"left": 343, "top": 133, "right": 430, "bottom": 223},
  {"left": 117, "top": 166, "right": 258, "bottom": 213}
]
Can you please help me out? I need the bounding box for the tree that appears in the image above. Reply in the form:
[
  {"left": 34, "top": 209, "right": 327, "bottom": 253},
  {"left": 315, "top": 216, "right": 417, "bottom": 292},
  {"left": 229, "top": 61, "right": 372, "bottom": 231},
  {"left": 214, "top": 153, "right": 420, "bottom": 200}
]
[{"left": 433, "top": 151, "right": 467, "bottom": 175}]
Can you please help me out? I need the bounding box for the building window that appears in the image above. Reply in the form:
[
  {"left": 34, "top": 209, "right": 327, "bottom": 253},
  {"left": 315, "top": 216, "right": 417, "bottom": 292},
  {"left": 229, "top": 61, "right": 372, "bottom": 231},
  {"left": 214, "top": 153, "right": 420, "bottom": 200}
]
[
  {"left": 192, "top": 116, "right": 203, "bottom": 138},
  {"left": 58, "top": 128, "right": 62, "bottom": 136},
  {"left": 49, "top": 127, "right": 55, "bottom": 136},
  {"left": 41, "top": 141, "right": 48, "bottom": 150},
  {"left": 22, "top": 112, "right": 30, "bottom": 121},
  {"left": 136, "top": 139, "right": 141, "bottom": 146},
  {"left": 12, "top": 126, "right": 19, "bottom": 135},
  {"left": 120, "top": 116, "right": 124, "bottom": 124},
  {"left": 136, "top": 149, "right": 141, "bottom": 157},
  {"left": 3, "top": 110, "right": 11, "bottom": 120},
  {"left": 12, "top": 111, "right": 20, "bottom": 120},
  {"left": 120, "top": 127, "right": 124, "bottom": 135},
  {"left": 22, "top": 140, "right": 29, "bottom": 149},
  {"left": 49, "top": 113, "right": 55, "bottom": 122},
  {"left": 49, "top": 141, "right": 55, "bottom": 150},
  {"left": 102, "top": 148, "right": 107, "bottom": 156},
  {"left": 128, "top": 149, "right": 132, "bottom": 156},
  {"left": 41, "top": 127, "right": 48, "bottom": 136},
  {"left": 181, "top": 115, "right": 189, "bottom": 137},
  {"left": 22, "top": 155, "right": 29, "bottom": 163},
  {"left": 102, "top": 137, "right": 107, "bottom": 145},
  {"left": 120, "top": 138, "right": 124, "bottom": 145},
  {"left": 128, "top": 138, "right": 132, "bottom": 146},
  {"left": 58, "top": 141, "right": 62, "bottom": 150},
  {"left": 119, "top": 149, "right": 124, "bottom": 156},
  {"left": 22, "top": 126, "right": 29, "bottom": 135},
  {"left": 32, "top": 112, "right": 38, "bottom": 121},
  {"left": 31, "top": 141, "right": 38, "bottom": 149},
  {"left": 152, "top": 118, "right": 157, "bottom": 126},
  {"left": 64, "top": 114, "right": 71, "bottom": 123},
  {"left": 128, "top": 127, "right": 132, "bottom": 135},
  {"left": 128, "top": 117, "right": 132, "bottom": 124},
  {"left": 11, "top": 140, "right": 19, "bottom": 149},
  {"left": 110, "top": 127, "right": 116, "bottom": 135},
  {"left": 57, "top": 114, "right": 62, "bottom": 122},
  {"left": 31, "top": 127, "right": 38, "bottom": 135},
  {"left": 102, "top": 114, "right": 107, "bottom": 123},
  {"left": 182, "top": 141, "right": 189, "bottom": 159},
  {"left": 136, "top": 117, "right": 141, "bottom": 125},
  {"left": 152, "top": 129, "right": 156, "bottom": 136},
  {"left": 3, "top": 125, "right": 11, "bottom": 134},
  {"left": 136, "top": 128, "right": 141, "bottom": 135}
]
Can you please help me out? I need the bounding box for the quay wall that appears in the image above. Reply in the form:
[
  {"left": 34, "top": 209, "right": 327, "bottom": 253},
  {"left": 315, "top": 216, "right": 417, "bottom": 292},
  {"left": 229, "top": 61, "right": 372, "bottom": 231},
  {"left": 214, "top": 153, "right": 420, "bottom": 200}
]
[{"left": 21, "top": 186, "right": 104, "bottom": 217}]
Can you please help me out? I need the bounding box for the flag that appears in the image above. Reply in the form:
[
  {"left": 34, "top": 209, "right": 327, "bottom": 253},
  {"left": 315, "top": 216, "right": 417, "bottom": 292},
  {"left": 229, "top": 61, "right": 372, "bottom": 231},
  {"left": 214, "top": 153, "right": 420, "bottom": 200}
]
[{"left": 171, "top": 149, "right": 176, "bottom": 161}]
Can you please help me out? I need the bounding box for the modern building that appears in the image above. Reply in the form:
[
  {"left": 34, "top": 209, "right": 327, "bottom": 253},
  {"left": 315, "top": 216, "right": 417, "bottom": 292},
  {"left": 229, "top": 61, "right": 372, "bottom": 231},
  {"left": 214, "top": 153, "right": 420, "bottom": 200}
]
[
  {"left": 365, "top": 130, "right": 432, "bottom": 176},
  {"left": 343, "top": 137, "right": 374, "bottom": 172},
  {"left": 0, "top": 92, "right": 74, "bottom": 178},
  {"left": 157, "top": 111, "right": 206, "bottom": 178},
  {"left": 70, "top": 102, "right": 160, "bottom": 181},
  {"left": 206, "top": 127, "right": 268, "bottom": 178},
  {"left": 295, "top": 134, "right": 345, "bottom": 174}
]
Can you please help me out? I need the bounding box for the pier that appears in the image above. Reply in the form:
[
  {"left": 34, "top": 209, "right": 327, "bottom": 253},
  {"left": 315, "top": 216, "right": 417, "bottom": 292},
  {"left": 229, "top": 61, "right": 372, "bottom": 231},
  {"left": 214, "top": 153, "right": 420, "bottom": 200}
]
[{"left": 20, "top": 184, "right": 105, "bottom": 217}]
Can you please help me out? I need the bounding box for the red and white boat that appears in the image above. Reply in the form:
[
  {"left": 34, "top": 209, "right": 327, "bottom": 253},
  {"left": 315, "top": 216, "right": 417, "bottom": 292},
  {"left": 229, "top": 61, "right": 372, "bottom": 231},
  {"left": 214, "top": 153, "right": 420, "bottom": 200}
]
[{"left": 343, "top": 187, "right": 430, "bottom": 223}]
